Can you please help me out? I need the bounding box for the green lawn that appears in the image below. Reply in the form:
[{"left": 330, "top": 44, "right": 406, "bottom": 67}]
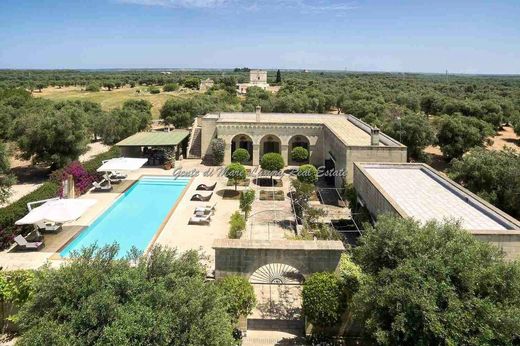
[{"left": 35, "top": 86, "right": 200, "bottom": 118}]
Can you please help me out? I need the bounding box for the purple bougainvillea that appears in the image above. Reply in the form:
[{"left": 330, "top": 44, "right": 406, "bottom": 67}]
[{"left": 56, "top": 161, "right": 95, "bottom": 197}]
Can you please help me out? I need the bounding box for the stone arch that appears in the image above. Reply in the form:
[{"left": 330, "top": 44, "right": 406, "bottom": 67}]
[
  {"left": 231, "top": 133, "right": 253, "bottom": 164},
  {"left": 250, "top": 263, "right": 304, "bottom": 285},
  {"left": 288, "top": 135, "right": 310, "bottom": 164},
  {"left": 259, "top": 134, "right": 282, "bottom": 158}
]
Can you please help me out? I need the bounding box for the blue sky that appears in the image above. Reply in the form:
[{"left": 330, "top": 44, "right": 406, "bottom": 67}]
[{"left": 0, "top": 0, "right": 519, "bottom": 73}]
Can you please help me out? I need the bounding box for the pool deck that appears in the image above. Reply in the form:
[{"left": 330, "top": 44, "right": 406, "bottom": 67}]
[{"left": 0, "top": 160, "right": 238, "bottom": 270}]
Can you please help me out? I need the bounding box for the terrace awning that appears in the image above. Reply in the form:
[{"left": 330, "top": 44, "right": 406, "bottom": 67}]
[
  {"left": 15, "top": 198, "right": 97, "bottom": 225},
  {"left": 115, "top": 130, "right": 189, "bottom": 147},
  {"left": 96, "top": 157, "right": 148, "bottom": 172}
]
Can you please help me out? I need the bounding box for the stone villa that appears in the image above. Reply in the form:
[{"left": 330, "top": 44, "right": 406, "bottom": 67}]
[
  {"left": 236, "top": 69, "right": 270, "bottom": 94},
  {"left": 188, "top": 107, "right": 407, "bottom": 184}
]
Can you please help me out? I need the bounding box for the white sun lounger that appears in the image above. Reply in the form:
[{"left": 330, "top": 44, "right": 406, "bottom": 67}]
[
  {"left": 14, "top": 235, "right": 44, "bottom": 251},
  {"left": 194, "top": 203, "right": 217, "bottom": 215},
  {"left": 92, "top": 180, "right": 112, "bottom": 192},
  {"left": 189, "top": 214, "right": 211, "bottom": 225}
]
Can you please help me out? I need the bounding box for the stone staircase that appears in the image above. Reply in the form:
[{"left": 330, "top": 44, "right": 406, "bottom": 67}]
[{"left": 187, "top": 126, "right": 202, "bottom": 159}]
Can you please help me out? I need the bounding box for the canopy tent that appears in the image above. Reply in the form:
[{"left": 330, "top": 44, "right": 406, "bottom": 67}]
[
  {"left": 15, "top": 198, "right": 97, "bottom": 225},
  {"left": 96, "top": 157, "right": 148, "bottom": 172}
]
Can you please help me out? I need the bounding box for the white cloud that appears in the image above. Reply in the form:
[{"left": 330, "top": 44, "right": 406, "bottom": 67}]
[
  {"left": 117, "top": 0, "right": 357, "bottom": 12},
  {"left": 117, "top": 0, "right": 230, "bottom": 8}
]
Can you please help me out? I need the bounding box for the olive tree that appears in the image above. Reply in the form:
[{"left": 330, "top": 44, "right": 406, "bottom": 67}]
[
  {"left": 352, "top": 215, "right": 520, "bottom": 345},
  {"left": 437, "top": 115, "right": 494, "bottom": 160},
  {"left": 15, "top": 102, "right": 90, "bottom": 168},
  {"left": 385, "top": 113, "right": 435, "bottom": 159},
  {"left": 0, "top": 143, "right": 16, "bottom": 204}
]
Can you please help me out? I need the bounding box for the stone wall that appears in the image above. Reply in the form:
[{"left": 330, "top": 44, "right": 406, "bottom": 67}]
[
  {"left": 347, "top": 146, "right": 407, "bottom": 183},
  {"left": 353, "top": 163, "right": 403, "bottom": 217},
  {"left": 213, "top": 239, "right": 345, "bottom": 280},
  {"left": 200, "top": 115, "right": 218, "bottom": 159}
]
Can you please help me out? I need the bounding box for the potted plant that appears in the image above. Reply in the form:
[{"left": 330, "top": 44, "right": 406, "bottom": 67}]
[{"left": 163, "top": 148, "right": 175, "bottom": 170}]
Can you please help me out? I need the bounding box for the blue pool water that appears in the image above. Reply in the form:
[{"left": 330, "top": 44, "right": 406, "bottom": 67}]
[{"left": 60, "top": 176, "right": 190, "bottom": 258}]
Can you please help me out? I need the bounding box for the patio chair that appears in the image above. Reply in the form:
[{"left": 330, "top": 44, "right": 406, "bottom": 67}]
[
  {"left": 92, "top": 180, "right": 112, "bottom": 192},
  {"left": 195, "top": 203, "right": 217, "bottom": 215},
  {"left": 13, "top": 235, "right": 44, "bottom": 251},
  {"left": 196, "top": 182, "right": 217, "bottom": 191},
  {"left": 189, "top": 213, "right": 211, "bottom": 225},
  {"left": 190, "top": 192, "right": 213, "bottom": 201},
  {"left": 25, "top": 229, "right": 43, "bottom": 242},
  {"left": 109, "top": 171, "right": 127, "bottom": 180},
  {"left": 35, "top": 220, "right": 62, "bottom": 232}
]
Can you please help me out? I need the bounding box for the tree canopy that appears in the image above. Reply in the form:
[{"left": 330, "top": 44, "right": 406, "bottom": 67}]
[
  {"left": 352, "top": 215, "right": 520, "bottom": 345},
  {"left": 449, "top": 147, "right": 520, "bottom": 218},
  {"left": 14, "top": 101, "right": 90, "bottom": 168},
  {"left": 0, "top": 143, "right": 16, "bottom": 204},
  {"left": 437, "top": 115, "right": 494, "bottom": 160},
  {"left": 16, "top": 245, "right": 236, "bottom": 346},
  {"left": 384, "top": 113, "right": 435, "bottom": 159}
]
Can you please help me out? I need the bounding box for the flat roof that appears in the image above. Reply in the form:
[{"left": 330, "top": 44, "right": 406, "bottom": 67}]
[
  {"left": 205, "top": 112, "right": 403, "bottom": 147},
  {"left": 356, "top": 163, "right": 520, "bottom": 232},
  {"left": 116, "top": 130, "right": 189, "bottom": 147}
]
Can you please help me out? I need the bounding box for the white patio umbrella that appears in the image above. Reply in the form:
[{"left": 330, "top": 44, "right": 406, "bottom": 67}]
[
  {"left": 97, "top": 157, "right": 148, "bottom": 173},
  {"left": 15, "top": 198, "right": 97, "bottom": 225}
]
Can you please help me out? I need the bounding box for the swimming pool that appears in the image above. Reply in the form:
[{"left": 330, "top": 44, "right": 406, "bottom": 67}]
[{"left": 60, "top": 176, "right": 190, "bottom": 258}]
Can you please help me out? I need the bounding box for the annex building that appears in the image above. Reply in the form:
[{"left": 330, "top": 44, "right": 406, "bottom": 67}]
[
  {"left": 188, "top": 107, "right": 407, "bottom": 184},
  {"left": 354, "top": 162, "right": 520, "bottom": 259}
]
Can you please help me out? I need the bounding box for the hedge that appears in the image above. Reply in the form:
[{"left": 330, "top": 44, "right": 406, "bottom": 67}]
[{"left": 0, "top": 182, "right": 59, "bottom": 249}]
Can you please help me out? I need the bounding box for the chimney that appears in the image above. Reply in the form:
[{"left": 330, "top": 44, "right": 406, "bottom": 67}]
[
  {"left": 370, "top": 127, "right": 380, "bottom": 146},
  {"left": 255, "top": 105, "right": 261, "bottom": 122}
]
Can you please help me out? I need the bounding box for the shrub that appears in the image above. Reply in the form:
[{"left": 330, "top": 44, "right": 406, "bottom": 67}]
[
  {"left": 260, "top": 152, "right": 284, "bottom": 184},
  {"left": 229, "top": 211, "right": 245, "bottom": 239},
  {"left": 217, "top": 275, "right": 256, "bottom": 323},
  {"left": 148, "top": 86, "right": 160, "bottom": 94},
  {"left": 239, "top": 189, "right": 255, "bottom": 219},
  {"left": 0, "top": 227, "right": 14, "bottom": 251},
  {"left": 0, "top": 182, "right": 59, "bottom": 231},
  {"left": 85, "top": 83, "right": 100, "bottom": 92},
  {"left": 51, "top": 161, "right": 95, "bottom": 197},
  {"left": 232, "top": 148, "right": 250, "bottom": 164},
  {"left": 163, "top": 83, "right": 179, "bottom": 92},
  {"left": 302, "top": 272, "right": 346, "bottom": 327},
  {"left": 181, "top": 77, "right": 201, "bottom": 89},
  {"left": 0, "top": 270, "right": 35, "bottom": 306},
  {"left": 15, "top": 245, "right": 235, "bottom": 345},
  {"left": 291, "top": 146, "right": 309, "bottom": 162},
  {"left": 210, "top": 138, "right": 225, "bottom": 165},
  {"left": 296, "top": 164, "right": 318, "bottom": 184},
  {"left": 225, "top": 163, "right": 247, "bottom": 191}
]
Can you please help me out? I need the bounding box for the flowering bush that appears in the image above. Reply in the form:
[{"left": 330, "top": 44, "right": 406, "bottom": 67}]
[
  {"left": 53, "top": 161, "right": 95, "bottom": 197},
  {"left": 0, "top": 227, "right": 14, "bottom": 250}
]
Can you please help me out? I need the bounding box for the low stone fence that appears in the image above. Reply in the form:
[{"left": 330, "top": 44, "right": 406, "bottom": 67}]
[{"left": 213, "top": 239, "right": 345, "bottom": 281}]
